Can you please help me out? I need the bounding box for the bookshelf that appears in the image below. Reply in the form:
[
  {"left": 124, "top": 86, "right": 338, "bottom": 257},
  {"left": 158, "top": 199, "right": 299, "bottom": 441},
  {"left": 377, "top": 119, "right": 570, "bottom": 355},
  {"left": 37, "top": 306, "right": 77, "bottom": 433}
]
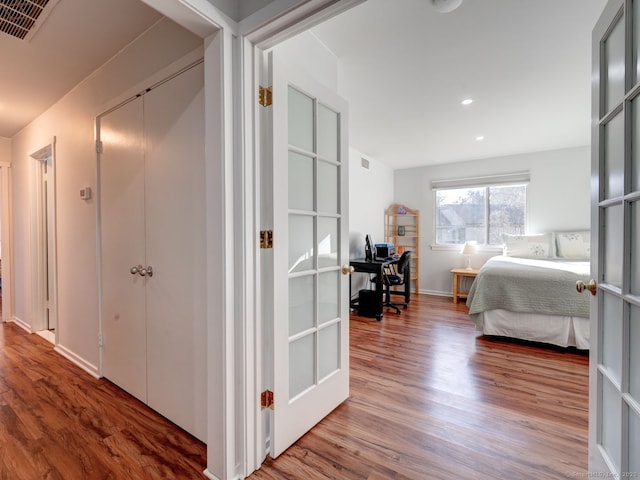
[{"left": 384, "top": 203, "right": 419, "bottom": 294}]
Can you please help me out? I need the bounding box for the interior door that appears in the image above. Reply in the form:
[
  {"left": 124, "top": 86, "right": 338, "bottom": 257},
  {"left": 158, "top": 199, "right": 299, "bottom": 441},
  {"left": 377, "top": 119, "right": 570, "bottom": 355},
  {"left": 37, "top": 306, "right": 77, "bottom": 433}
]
[
  {"left": 267, "top": 51, "right": 350, "bottom": 458},
  {"left": 589, "top": 0, "right": 640, "bottom": 475},
  {"left": 100, "top": 96, "right": 147, "bottom": 403}
]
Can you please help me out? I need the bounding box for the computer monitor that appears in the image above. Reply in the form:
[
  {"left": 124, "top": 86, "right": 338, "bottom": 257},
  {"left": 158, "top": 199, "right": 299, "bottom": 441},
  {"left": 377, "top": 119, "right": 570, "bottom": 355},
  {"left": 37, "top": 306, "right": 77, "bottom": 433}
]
[{"left": 364, "top": 234, "right": 375, "bottom": 261}]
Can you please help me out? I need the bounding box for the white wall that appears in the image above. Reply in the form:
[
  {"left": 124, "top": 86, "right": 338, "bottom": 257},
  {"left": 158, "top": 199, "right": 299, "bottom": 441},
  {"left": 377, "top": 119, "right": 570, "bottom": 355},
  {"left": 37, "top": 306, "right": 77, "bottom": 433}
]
[
  {"left": 393, "top": 146, "right": 591, "bottom": 296},
  {"left": 10, "top": 18, "right": 202, "bottom": 373}
]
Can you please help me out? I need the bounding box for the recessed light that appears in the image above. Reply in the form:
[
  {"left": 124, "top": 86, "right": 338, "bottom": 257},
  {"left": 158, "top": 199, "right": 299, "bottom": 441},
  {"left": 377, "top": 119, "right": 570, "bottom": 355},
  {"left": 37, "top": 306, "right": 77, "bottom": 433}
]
[
  {"left": 461, "top": 98, "right": 473, "bottom": 105},
  {"left": 475, "top": 136, "right": 485, "bottom": 141}
]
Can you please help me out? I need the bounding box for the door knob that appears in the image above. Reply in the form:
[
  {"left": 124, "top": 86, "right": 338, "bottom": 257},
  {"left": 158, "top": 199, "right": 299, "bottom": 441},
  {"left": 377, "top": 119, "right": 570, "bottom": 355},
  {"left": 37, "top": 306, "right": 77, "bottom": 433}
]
[
  {"left": 139, "top": 266, "right": 153, "bottom": 277},
  {"left": 576, "top": 279, "right": 597, "bottom": 296},
  {"left": 130, "top": 265, "right": 142, "bottom": 275},
  {"left": 341, "top": 264, "right": 355, "bottom": 275}
]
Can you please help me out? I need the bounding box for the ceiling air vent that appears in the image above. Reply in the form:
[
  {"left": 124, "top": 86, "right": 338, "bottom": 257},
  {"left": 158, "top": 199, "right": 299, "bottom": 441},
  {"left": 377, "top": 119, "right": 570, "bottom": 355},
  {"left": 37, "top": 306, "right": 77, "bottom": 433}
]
[{"left": 0, "top": 0, "right": 59, "bottom": 41}]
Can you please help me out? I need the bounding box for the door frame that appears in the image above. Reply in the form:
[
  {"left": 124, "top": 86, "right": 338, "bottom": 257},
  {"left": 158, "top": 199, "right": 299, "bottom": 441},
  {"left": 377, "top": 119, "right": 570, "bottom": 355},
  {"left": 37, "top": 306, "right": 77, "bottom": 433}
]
[
  {"left": 0, "top": 161, "right": 12, "bottom": 324},
  {"left": 29, "top": 139, "right": 58, "bottom": 340}
]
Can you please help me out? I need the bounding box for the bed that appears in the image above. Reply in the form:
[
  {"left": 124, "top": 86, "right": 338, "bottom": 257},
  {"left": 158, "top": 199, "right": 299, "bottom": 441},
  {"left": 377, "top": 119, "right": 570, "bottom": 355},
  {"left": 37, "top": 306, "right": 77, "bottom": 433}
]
[{"left": 466, "top": 232, "right": 591, "bottom": 349}]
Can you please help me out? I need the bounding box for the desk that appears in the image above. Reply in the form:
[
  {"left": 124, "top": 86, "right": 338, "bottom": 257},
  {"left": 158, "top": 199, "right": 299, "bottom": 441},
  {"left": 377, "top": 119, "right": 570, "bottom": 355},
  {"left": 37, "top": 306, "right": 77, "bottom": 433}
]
[
  {"left": 350, "top": 257, "right": 396, "bottom": 320},
  {"left": 450, "top": 268, "right": 479, "bottom": 304}
]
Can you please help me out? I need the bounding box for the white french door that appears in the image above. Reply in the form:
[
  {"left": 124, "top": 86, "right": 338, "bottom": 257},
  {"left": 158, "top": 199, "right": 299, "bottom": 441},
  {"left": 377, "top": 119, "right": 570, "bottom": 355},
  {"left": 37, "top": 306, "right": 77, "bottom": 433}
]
[
  {"left": 265, "top": 51, "right": 350, "bottom": 458},
  {"left": 589, "top": 0, "right": 640, "bottom": 474},
  {"left": 99, "top": 61, "right": 206, "bottom": 442}
]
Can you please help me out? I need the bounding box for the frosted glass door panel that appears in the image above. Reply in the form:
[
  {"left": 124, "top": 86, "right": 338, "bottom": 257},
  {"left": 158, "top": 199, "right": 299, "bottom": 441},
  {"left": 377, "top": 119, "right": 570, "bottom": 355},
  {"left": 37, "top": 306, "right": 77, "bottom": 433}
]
[
  {"left": 317, "top": 161, "right": 338, "bottom": 214},
  {"left": 289, "top": 276, "right": 314, "bottom": 336},
  {"left": 633, "top": 203, "right": 640, "bottom": 295},
  {"left": 605, "top": 114, "right": 624, "bottom": 199},
  {"left": 288, "top": 87, "right": 313, "bottom": 152},
  {"left": 318, "top": 271, "right": 339, "bottom": 326},
  {"left": 603, "top": 292, "right": 623, "bottom": 385},
  {"left": 318, "top": 323, "right": 339, "bottom": 380},
  {"left": 289, "top": 215, "right": 314, "bottom": 273},
  {"left": 632, "top": 98, "right": 640, "bottom": 191},
  {"left": 630, "top": 411, "right": 640, "bottom": 474},
  {"left": 290, "top": 334, "right": 315, "bottom": 399},
  {"left": 289, "top": 152, "right": 314, "bottom": 211},
  {"left": 317, "top": 217, "right": 338, "bottom": 268},
  {"left": 317, "top": 104, "right": 338, "bottom": 162},
  {"left": 604, "top": 205, "right": 624, "bottom": 288},
  {"left": 606, "top": 16, "right": 625, "bottom": 113},
  {"left": 631, "top": 305, "right": 640, "bottom": 401},
  {"left": 602, "top": 378, "right": 622, "bottom": 472}
]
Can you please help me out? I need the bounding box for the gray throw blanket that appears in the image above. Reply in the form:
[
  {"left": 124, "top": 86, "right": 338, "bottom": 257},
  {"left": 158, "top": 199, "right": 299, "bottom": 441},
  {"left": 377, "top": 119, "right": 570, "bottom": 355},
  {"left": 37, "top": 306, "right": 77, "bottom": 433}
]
[{"left": 466, "top": 256, "right": 591, "bottom": 324}]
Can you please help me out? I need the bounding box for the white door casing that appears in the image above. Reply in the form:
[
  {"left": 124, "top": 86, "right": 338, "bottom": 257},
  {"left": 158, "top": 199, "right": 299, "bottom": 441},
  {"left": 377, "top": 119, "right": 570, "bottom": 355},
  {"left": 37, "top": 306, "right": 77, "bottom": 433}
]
[
  {"left": 265, "top": 51, "right": 350, "bottom": 458},
  {"left": 99, "top": 62, "right": 206, "bottom": 442},
  {"left": 590, "top": 0, "right": 640, "bottom": 475}
]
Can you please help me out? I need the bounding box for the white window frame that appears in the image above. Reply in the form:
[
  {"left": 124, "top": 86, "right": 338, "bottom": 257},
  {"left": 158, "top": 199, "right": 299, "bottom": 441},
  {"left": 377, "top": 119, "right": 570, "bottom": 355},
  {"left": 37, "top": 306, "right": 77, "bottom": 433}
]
[{"left": 431, "top": 172, "right": 530, "bottom": 250}]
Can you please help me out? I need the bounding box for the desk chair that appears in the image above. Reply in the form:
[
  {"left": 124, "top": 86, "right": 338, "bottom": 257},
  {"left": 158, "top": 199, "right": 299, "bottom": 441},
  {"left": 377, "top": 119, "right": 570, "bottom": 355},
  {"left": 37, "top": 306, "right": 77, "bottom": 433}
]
[{"left": 379, "top": 251, "right": 412, "bottom": 314}]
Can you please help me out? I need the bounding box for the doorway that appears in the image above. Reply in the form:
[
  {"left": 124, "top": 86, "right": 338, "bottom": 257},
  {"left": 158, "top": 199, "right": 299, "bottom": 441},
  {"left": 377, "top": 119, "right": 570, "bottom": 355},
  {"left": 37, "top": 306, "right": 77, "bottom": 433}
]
[{"left": 30, "top": 141, "right": 57, "bottom": 342}]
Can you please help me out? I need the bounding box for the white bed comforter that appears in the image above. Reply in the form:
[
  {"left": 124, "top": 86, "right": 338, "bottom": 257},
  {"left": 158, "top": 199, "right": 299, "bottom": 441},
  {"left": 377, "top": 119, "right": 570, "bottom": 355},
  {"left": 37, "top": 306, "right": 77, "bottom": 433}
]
[{"left": 466, "top": 256, "right": 591, "bottom": 321}]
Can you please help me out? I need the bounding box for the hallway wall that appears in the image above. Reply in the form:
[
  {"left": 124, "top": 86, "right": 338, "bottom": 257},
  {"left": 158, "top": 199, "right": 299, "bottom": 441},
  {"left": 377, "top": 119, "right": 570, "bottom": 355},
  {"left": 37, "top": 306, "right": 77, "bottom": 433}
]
[{"left": 10, "top": 18, "right": 202, "bottom": 374}]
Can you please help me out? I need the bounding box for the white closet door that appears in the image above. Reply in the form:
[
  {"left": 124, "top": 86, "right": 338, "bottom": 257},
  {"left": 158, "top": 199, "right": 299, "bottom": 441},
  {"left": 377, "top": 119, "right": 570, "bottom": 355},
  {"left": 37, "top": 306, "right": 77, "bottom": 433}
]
[
  {"left": 100, "top": 62, "right": 206, "bottom": 442},
  {"left": 100, "top": 97, "right": 147, "bottom": 403},
  {"left": 144, "top": 63, "right": 206, "bottom": 442}
]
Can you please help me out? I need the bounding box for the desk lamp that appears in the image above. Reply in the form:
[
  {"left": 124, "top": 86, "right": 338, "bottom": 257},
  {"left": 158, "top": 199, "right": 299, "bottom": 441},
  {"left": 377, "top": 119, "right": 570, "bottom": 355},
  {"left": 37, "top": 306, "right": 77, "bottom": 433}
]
[{"left": 460, "top": 241, "right": 478, "bottom": 270}]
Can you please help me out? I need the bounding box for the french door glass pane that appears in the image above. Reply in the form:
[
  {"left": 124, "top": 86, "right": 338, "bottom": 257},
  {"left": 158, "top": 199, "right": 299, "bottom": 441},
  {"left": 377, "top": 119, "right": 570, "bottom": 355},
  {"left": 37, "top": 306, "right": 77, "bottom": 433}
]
[
  {"left": 603, "top": 291, "right": 623, "bottom": 385},
  {"left": 317, "top": 160, "right": 338, "bottom": 214},
  {"left": 317, "top": 104, "right": 338, "bottom": 162},
  {"left": 289, "top": 275, "right": 314, "bottom": 336},
  {"left": 289, "top": 151, "right": 314, "bottom": 211},
  {"left": 630, "top": 409, "right": 640, "bottom": 475},
  {"left": 605, "top": 16, "right": 625, "bottom": 113},
  {"left": 317, "top": 217, "right": 338, "bottom": 268},
  {"left": 632, "top": 202, "right": 640, "bottom": 295},
  {"left": 604, "top": 205, "right": 624, "bottom": 288},
  {"left": 605, "top": 114, "right": 625, "bottom": 199},
  {"left": 288, "top": 87, "right": 313, "bottom": 152},
  {"left": 635, "top": 0, "right": 640, "bottom": 85},
  {"left": 289, "top": 215, "right": 314, "bottom": 273},
  {"left": 631, "top": 305, "right": 640, "bottom": 401},
  {"left": 602, "top": 377, "right": 622, "bottom": 472},
  {"left": 632, "top": 98, "right": 640, "bottom": 191},
  {"left": 318, "top": 271, "right": 338, "bottom": 326},
  {"left": 318, "top": 323, "right": 339, "bottom": 380},
  {"left": 289, "top": 334, "right": 315, "bottom": 399}
]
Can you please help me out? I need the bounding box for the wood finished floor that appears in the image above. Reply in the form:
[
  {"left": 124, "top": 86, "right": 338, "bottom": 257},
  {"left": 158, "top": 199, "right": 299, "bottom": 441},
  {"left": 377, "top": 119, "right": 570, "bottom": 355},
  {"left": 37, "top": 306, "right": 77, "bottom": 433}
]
[
  {"left": 250, "top": 294, "right": 589, "bottom": 480},
  {"left": 0, "top": 294, "right": 589, "bottom": 479}
]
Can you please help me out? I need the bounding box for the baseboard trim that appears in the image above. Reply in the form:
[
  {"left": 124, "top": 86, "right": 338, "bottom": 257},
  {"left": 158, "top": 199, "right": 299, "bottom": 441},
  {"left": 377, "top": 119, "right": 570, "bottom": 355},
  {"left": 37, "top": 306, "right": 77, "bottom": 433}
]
[
  {"left": 418, "top": 289, "right": 452, "bottom": 298},
  {"left": 8, "top": 316, "right": 32, "bottom": 332},
  {"left": 54, "top": 344, "right": 100, "bottom": 379}
]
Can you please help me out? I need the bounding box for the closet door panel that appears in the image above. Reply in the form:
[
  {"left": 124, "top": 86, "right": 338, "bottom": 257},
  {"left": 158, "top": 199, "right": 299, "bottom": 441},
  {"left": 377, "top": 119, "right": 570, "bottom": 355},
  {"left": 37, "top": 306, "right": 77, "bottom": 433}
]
[
  {"left": 144, "top": 63, "right": 207, "bottom": 441},
  {"left": 100, "top": 97, "right": 147, "bottom": 403}
]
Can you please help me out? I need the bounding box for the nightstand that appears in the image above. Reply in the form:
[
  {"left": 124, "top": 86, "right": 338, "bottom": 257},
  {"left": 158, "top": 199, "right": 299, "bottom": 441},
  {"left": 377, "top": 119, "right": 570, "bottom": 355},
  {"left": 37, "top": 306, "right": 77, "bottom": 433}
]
[{"left": 450, "top": 268, "right": 479, "bottom": 304}]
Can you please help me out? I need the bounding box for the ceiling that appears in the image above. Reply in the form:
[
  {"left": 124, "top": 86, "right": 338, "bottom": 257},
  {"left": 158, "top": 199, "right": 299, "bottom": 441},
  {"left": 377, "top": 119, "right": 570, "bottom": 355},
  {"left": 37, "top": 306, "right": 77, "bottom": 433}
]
[
  {"left": 310, "top": 0, "right": 608, "bottom": 169},
  {"left": 1, "top": 0, "right": 608, "bottom": 170}
]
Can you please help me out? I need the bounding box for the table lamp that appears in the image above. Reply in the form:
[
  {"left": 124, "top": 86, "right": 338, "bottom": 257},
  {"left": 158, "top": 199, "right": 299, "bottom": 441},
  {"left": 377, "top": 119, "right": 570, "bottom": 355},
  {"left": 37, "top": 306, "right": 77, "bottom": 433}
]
[{"left": 460, "top": 241, "right": 478, "bottom": 270}]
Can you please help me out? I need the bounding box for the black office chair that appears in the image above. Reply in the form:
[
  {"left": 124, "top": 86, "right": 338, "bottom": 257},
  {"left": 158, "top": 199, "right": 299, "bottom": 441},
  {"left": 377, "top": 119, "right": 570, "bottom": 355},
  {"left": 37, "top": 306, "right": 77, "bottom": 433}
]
[{"left": 380, "top": 251, "right": 412, "bottom": 314}]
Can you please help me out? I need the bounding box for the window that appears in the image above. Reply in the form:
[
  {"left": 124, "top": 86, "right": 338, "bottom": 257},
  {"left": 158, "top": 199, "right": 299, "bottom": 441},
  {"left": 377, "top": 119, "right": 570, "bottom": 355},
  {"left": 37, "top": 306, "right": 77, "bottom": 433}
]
[{"left": 433, "top": 175, "right": 527, "bottom": 246}]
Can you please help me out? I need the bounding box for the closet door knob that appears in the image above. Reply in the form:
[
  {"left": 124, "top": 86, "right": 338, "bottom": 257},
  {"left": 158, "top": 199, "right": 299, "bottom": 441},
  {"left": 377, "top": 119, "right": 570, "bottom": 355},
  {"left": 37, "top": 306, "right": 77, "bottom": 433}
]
[
  {"left": 140, "top": 266, "right": 153, "bottom": 277},
  {"left": 130, "top": 265, "right": 141, "bottom": 275}
]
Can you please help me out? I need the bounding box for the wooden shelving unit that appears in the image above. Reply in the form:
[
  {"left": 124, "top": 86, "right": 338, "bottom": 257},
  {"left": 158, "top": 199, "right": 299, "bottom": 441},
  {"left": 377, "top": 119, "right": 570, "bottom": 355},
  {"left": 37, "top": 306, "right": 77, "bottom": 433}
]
[{"left": 384, "top": 203, "right": 419, "bottom": 294}]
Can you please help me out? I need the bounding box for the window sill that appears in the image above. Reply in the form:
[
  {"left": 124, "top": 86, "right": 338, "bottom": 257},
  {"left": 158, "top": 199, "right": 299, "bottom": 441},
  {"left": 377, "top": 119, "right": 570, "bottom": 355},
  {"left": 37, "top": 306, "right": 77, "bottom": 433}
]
[{"left": 430, "top": 244, "right": 503, "bottom": 254}]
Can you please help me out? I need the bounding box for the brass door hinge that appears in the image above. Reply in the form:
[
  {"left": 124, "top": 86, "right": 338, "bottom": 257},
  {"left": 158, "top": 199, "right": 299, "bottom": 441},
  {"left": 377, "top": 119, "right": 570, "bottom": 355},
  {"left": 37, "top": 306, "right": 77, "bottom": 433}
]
[
  {"left": 261, "top": 390, "right": 274, "bottom": 410},
  {"left": 259, "top": 86, "right": 272, "bottom": 107},
  {"left": 260, "top": 230, "right": 273, "bottom": 249}
]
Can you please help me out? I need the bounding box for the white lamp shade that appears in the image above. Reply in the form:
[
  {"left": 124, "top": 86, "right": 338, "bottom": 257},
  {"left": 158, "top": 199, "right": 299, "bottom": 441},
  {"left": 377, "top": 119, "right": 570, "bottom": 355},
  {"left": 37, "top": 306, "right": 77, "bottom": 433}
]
[{"left": 460, "top": 241, "right": 478, "bottom": 255}]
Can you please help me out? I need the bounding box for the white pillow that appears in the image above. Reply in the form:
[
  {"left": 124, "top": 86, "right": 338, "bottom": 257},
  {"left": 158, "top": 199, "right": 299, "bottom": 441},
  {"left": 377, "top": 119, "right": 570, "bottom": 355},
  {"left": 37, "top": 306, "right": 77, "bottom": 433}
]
[
  {"left": 502, "top": 233, "right": 553, "bottom": 258},
  {"left": 556, "top": 231, "right": 590, "bottom": 260}
]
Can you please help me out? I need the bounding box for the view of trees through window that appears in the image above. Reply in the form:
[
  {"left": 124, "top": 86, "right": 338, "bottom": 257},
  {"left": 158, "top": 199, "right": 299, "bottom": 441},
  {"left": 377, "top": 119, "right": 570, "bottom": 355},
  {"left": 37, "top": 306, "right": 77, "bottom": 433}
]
[{"left": 435, "top": 184, "right": 526, "bottom": 245}]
